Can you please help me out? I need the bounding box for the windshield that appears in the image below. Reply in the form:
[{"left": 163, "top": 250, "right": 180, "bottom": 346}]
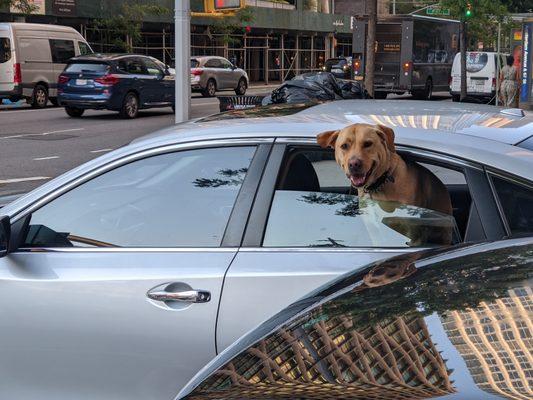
[
  {"left": 466, "top": 52, "right": 489, "bottom": 73},
  {"left": 325, "top": 59, "right": 347, "bottom": 70},
  {"left": 65, "top": 63, "right": 109, "bottom": 73},
  {"left": 0, "top": 37, "right": 11, "bottom": 64}
]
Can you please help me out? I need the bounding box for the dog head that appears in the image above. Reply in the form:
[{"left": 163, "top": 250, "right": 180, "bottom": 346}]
[{"left": 317, "top": 123, "right": 396, "bottom": 188}]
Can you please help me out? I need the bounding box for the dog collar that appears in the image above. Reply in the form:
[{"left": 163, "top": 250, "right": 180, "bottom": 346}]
[{"left": 363, "top": 170, "right": 395, "bottom": 193}]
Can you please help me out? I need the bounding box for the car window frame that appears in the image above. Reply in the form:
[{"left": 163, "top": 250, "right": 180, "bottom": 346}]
[
  {"left": 242, "top": 138, "right": 506, "bottom": 249},
  {"left": 140, "top": 56, "right": 163, "bottom": 77},
  {"left": 8, "top": 139, "right": 273, "bottom": 253}
]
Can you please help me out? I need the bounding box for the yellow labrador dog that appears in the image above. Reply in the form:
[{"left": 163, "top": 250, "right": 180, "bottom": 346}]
[{"left": 317, "top": 123, "right": 453, "bottom": 245}]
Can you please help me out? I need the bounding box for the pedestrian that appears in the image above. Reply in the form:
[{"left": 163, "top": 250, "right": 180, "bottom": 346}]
[{"left": 499, "top": 55, "right": 519, "bottom": 107}]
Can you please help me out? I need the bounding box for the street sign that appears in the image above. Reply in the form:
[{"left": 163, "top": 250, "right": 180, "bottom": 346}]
[{"left": 426, "top": 6, "right": 451, "bottom": 16}]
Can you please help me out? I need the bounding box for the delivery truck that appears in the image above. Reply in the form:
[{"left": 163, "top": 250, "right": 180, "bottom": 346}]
[{"left": 352, "top": 15, "right": 460, "bottom": 99}]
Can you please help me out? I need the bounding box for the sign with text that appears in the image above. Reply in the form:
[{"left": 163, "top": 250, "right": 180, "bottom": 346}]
[
  {"left": 52, "top": 0, "right": 76, "bottom": 16},
  {"left": 426, "top": 6, "right": 450, "bottom": 16}
]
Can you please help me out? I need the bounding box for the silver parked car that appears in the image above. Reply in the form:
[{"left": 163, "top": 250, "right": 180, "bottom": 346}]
[
  {"left": 190, "top": 56, "right": 248, "bottom": 97},
  {"left": 0, "top": 101, "right": 532, "bottom": 400}
]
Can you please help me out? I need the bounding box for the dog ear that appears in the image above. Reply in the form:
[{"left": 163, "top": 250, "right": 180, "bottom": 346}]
[
  {"left": 317, "top": 130, "right": 340, "bottom": 149},
  {"left": 376, "top": 124, "right": 396, "bottom": 153}
]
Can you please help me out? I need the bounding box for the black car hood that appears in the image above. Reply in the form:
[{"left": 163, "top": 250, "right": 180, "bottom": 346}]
[{"left": 178, "top": 238, "right": 533, "bottom": 400}]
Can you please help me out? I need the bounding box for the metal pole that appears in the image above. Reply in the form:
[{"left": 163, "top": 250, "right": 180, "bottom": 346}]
[
  {"left": 495, "top": 22, "right": 501, "bottom": 106},
  {"left": 175, "top": 0, "right": 191, "bottom": 123},
  {"left": 393, "top": 0, "right": 396, "bottom": 15}
]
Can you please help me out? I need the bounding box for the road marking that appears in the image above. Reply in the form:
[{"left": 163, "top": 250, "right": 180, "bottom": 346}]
[
  {"left": 33, "top": 156, "right": 59, "bottom": 161},
  {"left": 90, "top": 148, "right": 113, "bottom": 153},
  {"left": 2, "top": 127, "right": 84, "bottom": 140},
  {"left": 0, "top": 176, "right": 50, "bottom": 184}
]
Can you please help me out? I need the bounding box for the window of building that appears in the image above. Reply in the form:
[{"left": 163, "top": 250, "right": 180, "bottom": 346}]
[
  {"left": 49, "top": 39, "right": 75, "bottom": 63},
  {"left": 22, "top": 146, "right": 255, "bottom": 248}
]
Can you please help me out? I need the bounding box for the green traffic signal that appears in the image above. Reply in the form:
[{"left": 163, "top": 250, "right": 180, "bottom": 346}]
[{"left": 465, "top": 3, "right": 472, "bottom": 17}]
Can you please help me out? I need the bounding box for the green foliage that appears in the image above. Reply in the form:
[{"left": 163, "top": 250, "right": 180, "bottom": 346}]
[
  {"left": 0, "top": 0, "right": 38, "bottom": 14},
  {"left": 210, "top": 7, "right": 255, "bottom": 46},
  {"left": 95, "top": 2, "right": 170, "bottom": 53}
]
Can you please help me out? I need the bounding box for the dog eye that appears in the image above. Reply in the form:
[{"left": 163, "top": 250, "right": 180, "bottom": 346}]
[
  {"left": 340, "top": 143, "right": 349, "bottom": 150},
  {"left": 363, "top": 141, "right": 373, "bottom": 148}
]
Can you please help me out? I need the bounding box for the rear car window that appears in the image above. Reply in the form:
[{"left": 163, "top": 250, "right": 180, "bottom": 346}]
[
  {"left": 466, "top": 52, "right": 488, "bottom": 73},
  {"left": 65, "top": 63, "right": 109, "bottom": 73},
  {"left": 0, "top": 37, "right": 11, "bottom": 63},
  {"left": 50, "top": 39, "right": 75, "bottom": 63},
  {"left": 191, "top": 59, "right": 199, "bottom": 68},
  {"left": 491, "top": 176, "right": 533, "bottom": 236}
]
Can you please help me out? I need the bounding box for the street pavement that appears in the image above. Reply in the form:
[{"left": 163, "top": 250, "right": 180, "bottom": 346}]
[{"left": 0, "top": 89, "right": 450, "bottom": 197}]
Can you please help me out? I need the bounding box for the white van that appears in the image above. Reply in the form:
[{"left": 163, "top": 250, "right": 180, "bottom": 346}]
[
  {"left": 0, "top": 23, "right": 92, "bottom": 108},
  {"left": 450, "top": 51, "right": 507, "bottom": 102}
]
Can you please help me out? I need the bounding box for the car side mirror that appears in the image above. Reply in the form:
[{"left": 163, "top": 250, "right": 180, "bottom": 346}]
[{"left": 0, "top": 215, "right": 11, "bottom": 258}]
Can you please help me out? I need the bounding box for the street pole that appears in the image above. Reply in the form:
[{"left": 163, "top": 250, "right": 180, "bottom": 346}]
[
  {"left": 175, "top": 0, "right": 191, "bottom": 123},
  {"left": 495, "top": 22, "right": 501, "bottom": 106}
]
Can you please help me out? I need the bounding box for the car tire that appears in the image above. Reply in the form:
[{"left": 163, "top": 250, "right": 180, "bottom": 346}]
[
  {"left": 119, "top": 92, "right": 139, "bottom": 119},
  {"left": 373, "top": 92, "right": 388, "bottom": 99},
  {"left": 413, "top": 79, "right": 433, "bottom": 100},
  {"left": 202, "top": 79, "right": 216, "bottom": 97},
  {"left": 49, "top": 97, "right": 59, "bottom": 107},
  {"left": 235, "top": 78, "right": 247, "bottom": 95},
  {"left": 65, "top": 107, "right": 84, "bottom": 118},
  {"left": 452, "top": 94, "right": 460, "bottom": 102},
  {"left": 31, "top": 84, "right": 48, "bottom": 108}
]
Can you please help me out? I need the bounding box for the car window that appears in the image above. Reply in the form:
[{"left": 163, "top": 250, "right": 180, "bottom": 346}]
[
  {"left": 22, "top": 146, "right": 256, "bottom": 248},
  {"left": 117, "top": 58, "right": 145, "bottom": 75},
  {"left": 0, "top": 37, "right": 11, "bottom": 63},
  {"left": 49, "top": 39, "right": 76, "bottom": 63},
  {"left": 466, "top": 52, "right": 488, "bottom": 73},
  {"left": 491, "top": 176, "right": 533, "bottom": 236},
  {"left": 19, "top": 37, "right": 50, "bottom": 62},
  {"left": 65, "top": 63, "right": 109, "bottom": 73},
  {"left": 220, "top": 59, "right": 233, "bottom": 69},
  {"left": 191, "top": 59, "right": 199, "bottom": 68},
  {"left": 204, "top": 58, "right": 221, "bottom": 68},
  {"left": 263, "top": 147, "right": 465, "bottom": 248},
  {"left": 142, "top": 58, "right": 162, "bottom": 76},
  {"left": 78, "top": 41, "right": 92, "bottom": 56}
]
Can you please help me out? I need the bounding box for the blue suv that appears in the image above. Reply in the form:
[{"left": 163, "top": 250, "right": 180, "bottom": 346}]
[{"left": 57, "top": 54, "right": 174, "bottom": 118}]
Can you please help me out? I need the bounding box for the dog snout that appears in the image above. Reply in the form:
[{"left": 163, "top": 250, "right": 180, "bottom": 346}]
[{"left": 348, "top": 157, "right": 363, "bottom": 173}]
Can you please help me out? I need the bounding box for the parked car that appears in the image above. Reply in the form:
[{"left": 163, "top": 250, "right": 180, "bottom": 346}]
[
  {"left": 322, "top": 56, "right": 353, "bottom": 79},
  {"left": 177, "top": 237, "right": 533, "bottom": 400},
  {"left": 191, "top": 56, "right": 248, "bottom": 97},
  {"left": 0, "top": 23, "right": 92, "bottom": 108},
  {"left": 450, "top": 51, "right": 508, "bottom": 102},
  {"left": 57, "top": 53, "right": 175, "bottom": 118},
  {"left": 0, "top": 100, "right": 531, "bottom": 400}
]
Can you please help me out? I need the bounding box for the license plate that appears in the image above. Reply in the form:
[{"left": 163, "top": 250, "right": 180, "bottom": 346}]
[{"left": 76, "top": 79, "right": 87, "bottom": 85}]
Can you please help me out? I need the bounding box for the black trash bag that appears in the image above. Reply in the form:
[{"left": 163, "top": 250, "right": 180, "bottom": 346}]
[{"left": 262, "top": 72, "right": 366, "bottom": 105}]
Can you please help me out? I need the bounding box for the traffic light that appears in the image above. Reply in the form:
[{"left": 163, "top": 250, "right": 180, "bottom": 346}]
[
  {"left": 208, "top": 0, "right": 243, "bottom": 11},
  {"left": 465, "top": 2, "right": 472, "bottom": 18}
]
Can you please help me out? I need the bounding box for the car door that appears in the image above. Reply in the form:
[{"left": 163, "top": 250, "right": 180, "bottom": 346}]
[
  {"left": 0, "top": 141, "right": 269, "bottom": 400},
  {"left": 204, "top": 58, "right": 224, "bottom": 89},
  {"left": 216, "top": 140, "right": 506, "bottom": 351},
  {"left": 220, "top": 58, "right": 239, "bottom": 89},
  {"left": 141, "top": 57, "right": 173, "bottom": 104},
  {"left": 122, "top": 57, "right": 149, "bottom": 105}
]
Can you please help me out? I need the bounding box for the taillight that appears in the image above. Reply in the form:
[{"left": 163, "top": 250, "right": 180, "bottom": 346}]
[
  {"left": 402, "top": 61, "right": 412, "bottom": 73},
  {"left": 95, "top": 74, "right": 120, "bottom": 85},
  {"left": 353, "top": 59, "right": 362, "bottom": 75},
  {"left": 191, "top": 68, "right": 203, "bottom": 76},
  {"left": 13, "top": 63, "right": 21, "bottom": 84},
  {"left": 58, "top": 75, "right": 69, "bottom": 84}
]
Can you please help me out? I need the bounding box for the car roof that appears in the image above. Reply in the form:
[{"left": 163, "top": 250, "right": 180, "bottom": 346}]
[
  {"left": 68, "top": 53, "right": 150, "bottom": 62},
  {"left": 0, "top": 22, "right": 79, "bottom": 33},
  {"left": 191, "top": 56, "right": 227, "bottom": 61}
]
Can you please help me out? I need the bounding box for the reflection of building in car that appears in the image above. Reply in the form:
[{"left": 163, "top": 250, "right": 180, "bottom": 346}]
[
  {"left": 441, "top": 287, "right": 533, "bottom": 400},
  {"left": 190, "top": 314, "right": 454, "bottom": 400}
]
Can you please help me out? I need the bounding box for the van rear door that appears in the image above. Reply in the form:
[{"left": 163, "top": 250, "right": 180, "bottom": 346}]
[
  {"left": 466, "top": 52, "right": 494, "bottom": 95},
  {"left": 0, "top": 34, "right": 14, "bottom": 94}
]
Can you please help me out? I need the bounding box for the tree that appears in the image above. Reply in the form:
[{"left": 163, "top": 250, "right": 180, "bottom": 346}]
[
  {"left": 364, "top": 0, "right": 377, "bottom": 98},
  {"left": 95, "top": 2, "right": 170, "bottom": 53},
  {"left": 0, "top": 0, "right": 38, "bottom": 14}
]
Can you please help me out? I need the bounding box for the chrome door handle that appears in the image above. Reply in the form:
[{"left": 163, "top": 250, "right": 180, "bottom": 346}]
[{"left": 147, "top": 289, "right": 211, "bottom": 303}]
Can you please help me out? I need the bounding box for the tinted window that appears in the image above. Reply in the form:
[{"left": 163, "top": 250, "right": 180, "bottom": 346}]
[
  {"left": 50, "top": 39, "right": 75, "bottom": 63},
  {"left": 466, "top": 52, "right": 489, "bottom": 73},
  {"left": 78, "top": 41, "right": 92, "bottom": 56},
  {"left": 23, "top": 146, "right": 256, "bottom": 248},
  {"left": 0, "top": 37, "right": 11, "bottom": 63},
  {"left": 191, "top": 59, "right": 199, "bottom": 68},
  {"left": 118, "top": 58, "right": 145, "bottom": 74},
  {"left": 517, "top": 136, "right": 533, "bottom": 151},
  {"left": 264, "top": 148, "right": 461, "bottom": 248},
  {"left": 65, "top": 63, "right": 109, "bottom": 73},
  {"left": 492, "top": 177, "right": 533, "bottom": 235},
  {"left": 204, "top": 59, "right": 221, "bottom": 68},
  {"left": 142, "top": 58, "right": 162, "bottom": 76}
]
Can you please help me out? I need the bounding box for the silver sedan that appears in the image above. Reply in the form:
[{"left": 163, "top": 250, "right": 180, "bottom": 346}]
[
  {"left": 0, "top": 100, "right": 532, "bottom": 400},
  {"left": 190, "top": 56, "right": 248, "bottom": 97}
]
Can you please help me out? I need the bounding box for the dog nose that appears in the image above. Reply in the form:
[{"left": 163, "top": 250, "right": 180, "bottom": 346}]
[{"left": 348, "top": 158, "right": 362, "bottom": 172}]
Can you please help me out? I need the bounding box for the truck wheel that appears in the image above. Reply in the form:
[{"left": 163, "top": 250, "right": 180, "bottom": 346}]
[
  {"left": 413, "top": 79, "right": 433, "bottom": 100},
  {"left": 65, "top": 107, "right": 84, "bottom": 118},
  {"left": 31, "top": 84, "right": 48, "bottom": 108},
  {"left": 373, "top": 92, "right": 388, "bottom": 99},
  {"left": 452, "top": 95, "right": 460, "bottom": 102},
  {"left": 235, "top": 78, "right": 247, "bottom": 95},
  {"left": 119, "top": 92, "right": 139, "bottom": 119},
  {"left": 202, "top": 79, "right": 216, "bottom": 97},
  {"left": 50, "top": 97, "right": 59, "bottom": 107}
]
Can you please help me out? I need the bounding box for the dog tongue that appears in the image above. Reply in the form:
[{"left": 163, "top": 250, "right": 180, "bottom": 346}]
[{"left": 350, "top": 175, "right": 366, "bottom": 187}]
